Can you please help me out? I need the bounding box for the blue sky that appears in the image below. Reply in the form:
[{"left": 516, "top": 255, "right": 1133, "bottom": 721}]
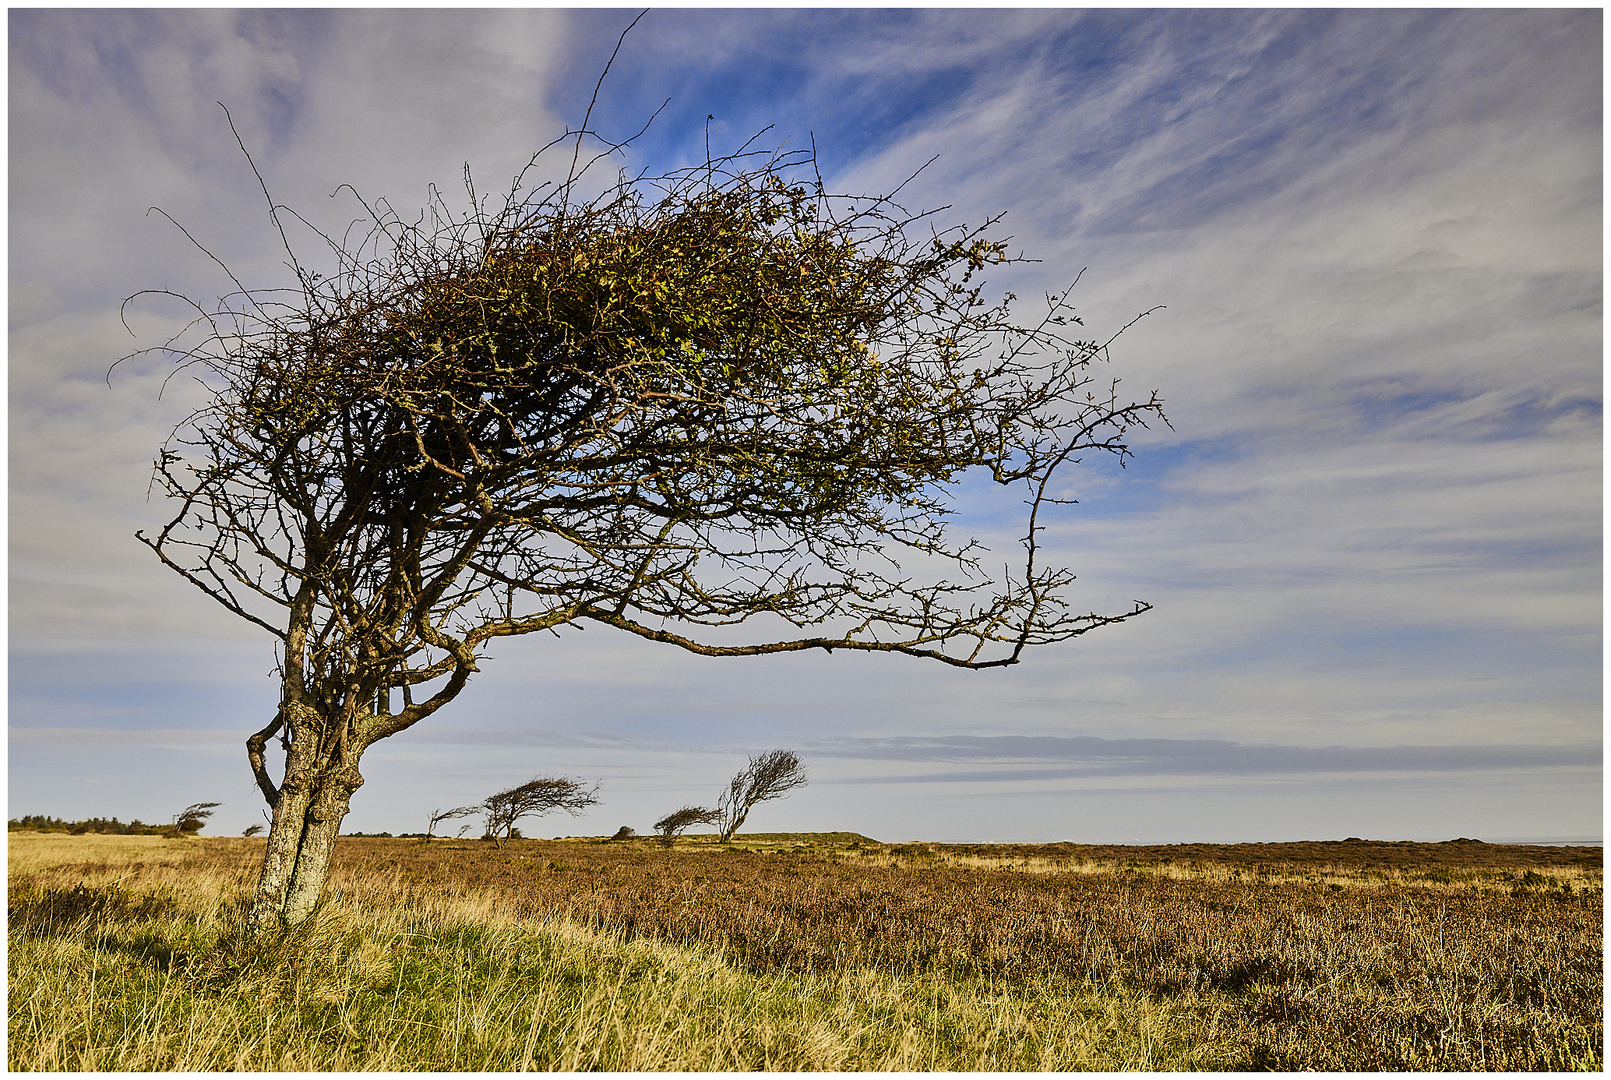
[{"left": 9, "top": 9, "right": 1601, "bottom": 843}]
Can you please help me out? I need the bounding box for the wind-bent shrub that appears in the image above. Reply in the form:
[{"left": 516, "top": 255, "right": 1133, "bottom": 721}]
[{"left": 654, "top": 806, "right": 722, "bottom": 846}]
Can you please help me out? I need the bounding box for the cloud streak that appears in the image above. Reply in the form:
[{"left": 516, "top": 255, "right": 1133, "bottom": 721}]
[{"left": 804, "top": 734, "right": 1598, "bottom": 782}]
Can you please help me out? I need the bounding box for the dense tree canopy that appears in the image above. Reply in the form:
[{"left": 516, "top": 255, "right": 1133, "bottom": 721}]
[{"left": 128, "top": 124, "right": 1164, "bottom": 928}]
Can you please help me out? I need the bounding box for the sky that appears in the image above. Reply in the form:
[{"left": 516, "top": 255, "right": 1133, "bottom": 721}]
[{"left": 9, "top": 9, "right": 1602, "bottom": 844}]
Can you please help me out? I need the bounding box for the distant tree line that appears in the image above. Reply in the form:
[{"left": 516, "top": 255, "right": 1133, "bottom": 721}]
[
  {"left": 10, "top": 814, "right": 162, "bottom": 835},
  {"left": 10, "top": 802, "right": 219, "bottom": 838}
]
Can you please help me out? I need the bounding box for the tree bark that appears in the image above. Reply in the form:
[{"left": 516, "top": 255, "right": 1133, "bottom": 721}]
[
  {"left": 280, "top": 765, "right": 361, "bottom": 924},
  {"left": 718, "top": 807, "right": 749, "bottom": 843},
  {"left": 246, "top": 699, "right": 365, "bottom": 932},
  {"left": 249, "top": 775, "right": 313, "bottom": 931}
]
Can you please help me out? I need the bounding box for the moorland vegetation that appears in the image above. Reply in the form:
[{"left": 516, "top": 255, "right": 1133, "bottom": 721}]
[{"left": 9, "top": 830, "right": 1600, "bottom": 1070}]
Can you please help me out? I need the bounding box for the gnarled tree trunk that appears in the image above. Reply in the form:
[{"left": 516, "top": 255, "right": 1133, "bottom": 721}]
[{"left": 246, "top": 696, "right": 367, "bottom": 931}]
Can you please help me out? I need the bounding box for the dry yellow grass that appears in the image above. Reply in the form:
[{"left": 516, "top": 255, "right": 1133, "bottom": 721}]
[
  {"left": 859, "top": 848, "right": 1605, "bottom": 893},
  {"left": 9, "top": 832, "right": 1207, "bottom": 1071},
  {"left": 9, "top": 831, "right": 198, "bottom": 871},
  {"left": 10, "top": 831, "right": 1602, "bottom": 1070}
]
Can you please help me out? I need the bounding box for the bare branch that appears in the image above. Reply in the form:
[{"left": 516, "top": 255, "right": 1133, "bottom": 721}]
[{"left": 246, "top": 710, "right": 285, "bottom": 808}]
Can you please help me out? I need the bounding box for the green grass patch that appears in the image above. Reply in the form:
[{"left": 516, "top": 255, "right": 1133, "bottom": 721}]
[{"left": 9, "top": 896, "right": 1202, "bottom": 1070}]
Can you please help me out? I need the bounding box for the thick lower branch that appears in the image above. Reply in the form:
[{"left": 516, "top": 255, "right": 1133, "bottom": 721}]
[
  {"left": 362, "top": 658, "right": 475, "bottom": 743},
  {"left": 247, "top": 709, "right": 285, "bottom": 808}
]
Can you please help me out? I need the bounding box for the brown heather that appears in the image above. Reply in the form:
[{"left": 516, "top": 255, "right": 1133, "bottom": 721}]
[{"left": 9, "top": 830, "right": 1602, "bottom": 1070}]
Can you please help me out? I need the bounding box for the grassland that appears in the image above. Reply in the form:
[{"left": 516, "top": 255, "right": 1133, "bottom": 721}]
[{"left": 9, "top": 830, "right": 1601, "bottom": 1070}]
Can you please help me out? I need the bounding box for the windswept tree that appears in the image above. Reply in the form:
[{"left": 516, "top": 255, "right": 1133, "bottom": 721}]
[
  {"left": 716, "top": 750, "right": 808, "bottom": 842},
  {"left": 170, "top": 801, "right": 221, "bottom": 837},
  {"left": 481, "top": 776, "right": 600, "bottom": 846},
  {"left": 654, "top": 805, "right": 722, "bottom": 846},
  {"left": 127, "top": 104, "right": 1164, "bottom": 929},
  {"left": 425, "top": 804, "right": 479, "bottom": 841}
]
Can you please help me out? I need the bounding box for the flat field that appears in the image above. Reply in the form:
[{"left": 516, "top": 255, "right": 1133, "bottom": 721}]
[{"left": 8, "top": 830, "right": 1601, "bottom": 1070}]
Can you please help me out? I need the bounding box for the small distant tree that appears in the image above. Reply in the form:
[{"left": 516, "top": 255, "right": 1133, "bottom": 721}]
[
  {"left": 482, "top": 777, "right": 600, "bottom": 847},
  {"left": 717, "top": 750, "right": 807, "bottom": 842},
  {"left": 243, "top": 823, "right": 265, "bottom": 837},
  {"left": 653, "top": 805, "right": 722, "bottom": 846},
  {"left": 171, "top": 801, "right": 221, "bottom": 837},
  {"left": 426, "top": 805, "right": 479, "bottom": 841}
]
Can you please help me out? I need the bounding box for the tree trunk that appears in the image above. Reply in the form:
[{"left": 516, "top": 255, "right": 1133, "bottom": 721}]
[
  {"left": 719, "top": 807, "right": 749, "bottom": 843},
  {"left": 247, "top": 712, "right": 364, "bottom": 932}
]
